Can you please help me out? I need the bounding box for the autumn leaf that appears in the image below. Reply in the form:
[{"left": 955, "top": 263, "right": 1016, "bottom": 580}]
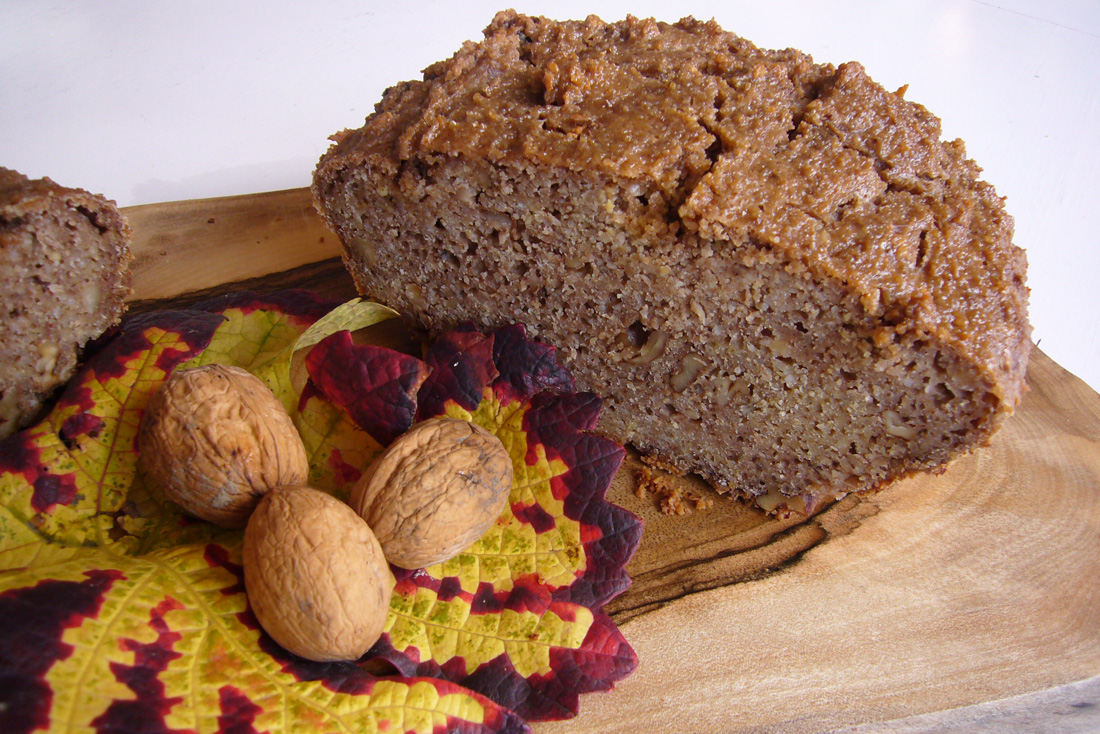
[
  {"left": 0, "top": 292, "right": 642, "bottom": 732},
  {"left": 288, "top": 296, "right": 401, "bottom": 395},
  {"left": 306, "top": 330, "right": 431, "bottom": 446},
  {"left": 0, "top": 541, "right": 527, "bottom": 734},
  {"left": 364, "top": 324, "right": 643, "bottom": 721},
  {"left": 415, "top": 324, "right": 498, "bottom": 420}
]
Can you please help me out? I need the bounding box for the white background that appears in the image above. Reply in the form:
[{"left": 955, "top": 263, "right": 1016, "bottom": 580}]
[{"left": 2, "top": 0, "right": 1098, "bottom": 392}]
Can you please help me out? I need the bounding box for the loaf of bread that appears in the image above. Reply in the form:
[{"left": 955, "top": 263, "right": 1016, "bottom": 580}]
[
  {"left": 313, "top": 12, "right": 1031, "bottom": 513},
  {"left": 0, "top": 168, "right": 132, "bottom": 438}
]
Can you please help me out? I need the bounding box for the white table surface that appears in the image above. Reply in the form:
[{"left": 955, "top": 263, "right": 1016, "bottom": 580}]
[{"left": 3, "top": 0, "right": 1098, "bottom": 393}]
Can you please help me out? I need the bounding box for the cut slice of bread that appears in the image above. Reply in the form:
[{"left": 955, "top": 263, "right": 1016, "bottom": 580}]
[{"left": 0, "top": 168, "right": 132, "bottom": 437}]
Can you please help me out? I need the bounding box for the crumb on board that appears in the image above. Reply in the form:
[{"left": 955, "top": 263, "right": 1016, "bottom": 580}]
[
  {"left": 639, "top": 453, "right": 685, "bottom": 475},
  {"left": 634, "top": 458, "right": 714, "bottom": 516}
]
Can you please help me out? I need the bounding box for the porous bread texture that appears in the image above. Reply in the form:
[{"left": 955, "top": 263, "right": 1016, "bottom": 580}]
[
  {"left": 313, "top": 11, "right": 1031, "bottom": 513},
  {"left": 0, "top": 168, "right": 132, "bottom": 437}
]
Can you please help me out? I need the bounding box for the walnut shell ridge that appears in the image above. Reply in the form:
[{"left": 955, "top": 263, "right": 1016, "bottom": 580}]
[
  {"left": 350, "top": 417, "right": 514, "bottom": 569},
  {"left": 243, "top": 485, "right": 393, "bottom": 662},
  {"left": 138, "top": 364, "right": 308, "bottom": 528}
]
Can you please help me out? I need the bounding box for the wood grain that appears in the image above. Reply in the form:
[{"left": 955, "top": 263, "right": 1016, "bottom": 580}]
[
  {"left": 124, "top": 187, "right": 341, "bottom": 302},
  {"left": 123, "top": 189, "right": 1100, "bottom": 733}
]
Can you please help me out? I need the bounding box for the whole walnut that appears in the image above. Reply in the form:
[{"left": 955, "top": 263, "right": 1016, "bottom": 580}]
[
  {"left": 349, "top": 417, "right": 513, "bottom": 569},
  {"left": 138, "top": 364, "right": 308, "bottom": 528},
  {"left": 243, "top": 485, "right": 393, "bottom": 662}
]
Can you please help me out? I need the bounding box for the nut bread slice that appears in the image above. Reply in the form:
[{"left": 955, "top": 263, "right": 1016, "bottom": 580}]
[
  {"left": 0, "top": 168, "right": 132, "bottom": 437},
  {"left": 312, "top": 12, "right": 1031, "bottom": 513}
]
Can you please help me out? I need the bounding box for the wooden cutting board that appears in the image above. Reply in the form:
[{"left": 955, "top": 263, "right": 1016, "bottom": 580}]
[{"left": 123, "top": 189, "right": 1100, "bottom": 733}]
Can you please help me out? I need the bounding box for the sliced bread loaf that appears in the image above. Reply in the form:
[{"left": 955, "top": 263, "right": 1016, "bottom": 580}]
[{"left": 313, "top": 12, "right": 1031, "bottom": 513}]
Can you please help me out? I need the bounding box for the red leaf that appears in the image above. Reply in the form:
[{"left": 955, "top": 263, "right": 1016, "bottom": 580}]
[
  {"left": 417, "top": 324, "right": 499, "bottom": 419},
  {"left": 305, "top": 331, "right": 432, "bottom": 446},
  {"left": 490, "top": 325, "right": 574, "bottom": 404}
]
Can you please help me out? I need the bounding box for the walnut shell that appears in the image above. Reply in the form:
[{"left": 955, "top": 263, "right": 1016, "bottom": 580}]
[
  {"left": 349, "top": 417, "right": 513, "bottom": 569},
  {"left": 138, "top": 364, "right": 308, "bottom": 528},
  {"left": 243, "top": 485, "right": 393, "bottom": 662}
]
